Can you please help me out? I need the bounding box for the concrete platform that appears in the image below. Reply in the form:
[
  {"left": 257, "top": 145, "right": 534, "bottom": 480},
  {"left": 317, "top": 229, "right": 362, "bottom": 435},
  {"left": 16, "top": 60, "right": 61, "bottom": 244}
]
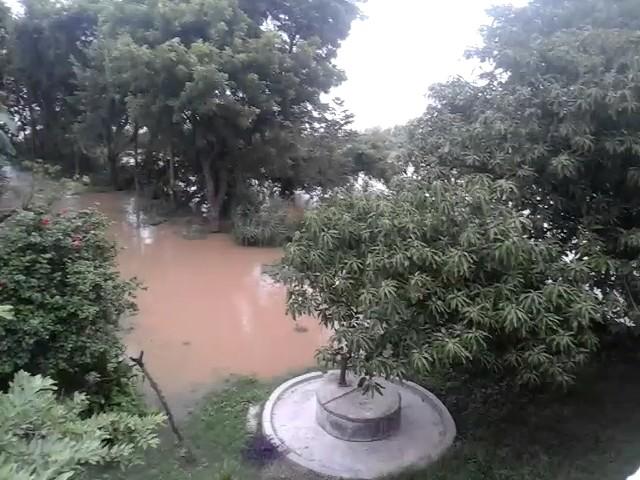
[
  {"left": 316, "top": 371, "right": 402, "bottom": 442},
  {"left": 262, "top": 371, "right": 456, "bottom": 479}
]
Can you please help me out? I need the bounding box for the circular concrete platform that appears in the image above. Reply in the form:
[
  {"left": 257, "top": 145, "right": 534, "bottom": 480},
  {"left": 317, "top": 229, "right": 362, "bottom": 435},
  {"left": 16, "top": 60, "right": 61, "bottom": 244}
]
[
  {"left": 262, "top": 371, "right": 456, "bottom": 479},
  {"left": 316, "top": 371, "right": 402, "bottom": 442}
]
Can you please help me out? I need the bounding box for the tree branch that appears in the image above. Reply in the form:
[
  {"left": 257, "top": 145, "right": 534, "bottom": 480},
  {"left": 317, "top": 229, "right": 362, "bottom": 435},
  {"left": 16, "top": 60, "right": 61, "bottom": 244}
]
[{"left": 129, "top": 351, "right": 196, "bottom": 463}]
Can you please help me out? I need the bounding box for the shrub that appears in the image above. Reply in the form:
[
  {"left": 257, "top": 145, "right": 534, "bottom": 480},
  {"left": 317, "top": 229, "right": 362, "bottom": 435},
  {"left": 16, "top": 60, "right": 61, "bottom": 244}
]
[
  {"left": 275, "top": 174, "right": 604, "bottom": 392},
  {"left": 0, "top": 371, "right": 165, "bottom": 480},
  {"left": 0, "top": 208, "right": 138, "bottom": 406},
  {"left": 232, "top": 197, "right": 299, "bottom": 247}
]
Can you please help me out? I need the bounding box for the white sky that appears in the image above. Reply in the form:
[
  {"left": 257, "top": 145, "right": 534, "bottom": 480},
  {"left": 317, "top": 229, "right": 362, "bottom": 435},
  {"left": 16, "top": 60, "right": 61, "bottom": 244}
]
[{"left": 334, "top": 0, "right": 529, "bottom": 130}]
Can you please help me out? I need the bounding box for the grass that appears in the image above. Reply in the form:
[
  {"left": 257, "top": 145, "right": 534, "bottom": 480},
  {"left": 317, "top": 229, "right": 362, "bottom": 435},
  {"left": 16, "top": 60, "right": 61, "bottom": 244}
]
[
  {"left": 98, "top": 360, "right": 640, "bottom": 480},
  {"left": 97, "top": 377, "right": 274, "bottom": 480}
]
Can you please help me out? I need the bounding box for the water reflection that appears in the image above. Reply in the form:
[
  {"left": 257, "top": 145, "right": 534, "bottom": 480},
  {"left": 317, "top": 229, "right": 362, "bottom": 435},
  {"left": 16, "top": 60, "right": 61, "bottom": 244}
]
[{"left": 70, "top": 192, "right": 324, "bottom": 413}]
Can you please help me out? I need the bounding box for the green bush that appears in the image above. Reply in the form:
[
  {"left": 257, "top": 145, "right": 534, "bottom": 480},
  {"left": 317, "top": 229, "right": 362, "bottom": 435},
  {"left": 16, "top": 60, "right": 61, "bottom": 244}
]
[
  {"left": 0, "top": 371, "right": 165, "bottom": 480},
  {"left": 0, "top": 208, "right": 138, "bottom": 406},
  {"left": 232, "top": 197, "right": 299, "bottom": 247},
  {"left": 275, "top": 174, "right": 603, "bottom": 391}
]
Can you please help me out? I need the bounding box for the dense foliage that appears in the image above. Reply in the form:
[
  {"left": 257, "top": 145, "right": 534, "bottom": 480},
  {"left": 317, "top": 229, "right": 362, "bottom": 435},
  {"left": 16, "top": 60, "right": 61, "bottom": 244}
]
[
  {"left": 408, "top": 0, "right": 640, "bottom": 329},
  {"left": 0, "top": 0, "right": 377, "bottom": 231},
  {"left": 2, "top": 0, "right": 638, "bottom": 403},
  {"left": 0, "top": 208, "right": 138, "bottom": 405},
  {"left": 276, "top": 175, "right": 603, "bottom": 390},
  {"left": 0, "top": 371, "right": 164, "bottom": 480},
  {"left": 232, "top": 197, "right": 298, "bottom": 247}
]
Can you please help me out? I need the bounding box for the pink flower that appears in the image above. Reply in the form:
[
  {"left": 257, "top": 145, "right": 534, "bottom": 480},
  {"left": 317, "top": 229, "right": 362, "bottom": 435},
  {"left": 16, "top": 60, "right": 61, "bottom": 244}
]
[{"left": 40, "top": 218, "right": 50, "bottom": 226}]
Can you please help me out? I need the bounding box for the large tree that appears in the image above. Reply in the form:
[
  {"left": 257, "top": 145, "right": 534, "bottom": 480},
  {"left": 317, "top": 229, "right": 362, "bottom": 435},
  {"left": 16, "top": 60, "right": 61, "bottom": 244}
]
[
  {"left": 7, "top": 0, "right": 99, "bottom": 165},
  {"left": 84, "top": 0, "right": 361, "bottom": 228},
  {"left": 1, "top": 0, "right": 366, "bottom": 216},
  {"left": 408, "top": 0, "right": 640, "bottom": 328},
  {"left": 71, "top": 36, "right": 134, "bottom": 186}
]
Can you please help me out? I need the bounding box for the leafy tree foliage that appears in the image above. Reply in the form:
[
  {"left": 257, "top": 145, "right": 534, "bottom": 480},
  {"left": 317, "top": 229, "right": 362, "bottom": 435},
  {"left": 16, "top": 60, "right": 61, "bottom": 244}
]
[
  {"left": 279, "top": 101, "right": 359, "bottom": 192},
  {"left": 0, "top": 208, "right": 138, "bottom": 405},
  {"left": 6, "top": 0, "right": 98, "bottom": 167},
  {"left": 408, "top": 0, "right": 640, "bottom": 328},
  {"left": 348, "top": 126, "right": 406, "bottom": 183},
  {"left": 0, "top": 370, "right": 164, "bottom": 480},
  {"left": 0, "top": 0, "right": 367, "bottom": 229},
  {"left": 99, "top": 0, "right": 361, "bottom": 227},
  {"left": 276, "top": 175, "right": 603, "bottom": 390},
  {"left": 232, "top": 196, "right": 298, "bottom": 247},
  {"left": 71, "top": 36, "right": 134, "bottom": 185}
]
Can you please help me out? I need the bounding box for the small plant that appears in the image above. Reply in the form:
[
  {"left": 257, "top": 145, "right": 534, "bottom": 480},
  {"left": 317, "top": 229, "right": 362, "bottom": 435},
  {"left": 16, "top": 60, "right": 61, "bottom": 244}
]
[
  {"left": 0, "top": 371, "right": 165, "bottom": 480},
  {"left": 232, "top": 197, "right": 299, "bottom": 247}
]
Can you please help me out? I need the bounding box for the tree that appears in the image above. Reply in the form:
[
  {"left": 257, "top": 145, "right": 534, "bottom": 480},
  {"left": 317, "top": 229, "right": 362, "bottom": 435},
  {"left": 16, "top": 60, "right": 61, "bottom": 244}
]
[
  {"left": 7, "top": 0, "right": 99, "bottom": 165},
  {"left": 92, "top": 0, "right": 362, "bottom": 229},
  {"left": 71, "top": 36, "right": 133, "bottom": 186},
  {"left": 408, "top": 0, "right": 640, "bottom": 329},
  {"left": 348, "top": 126, "right": 406, "bottom": 183},
  {"left": 2, "top": 0, "right": 373, "bottom": 222},
  {"left": 277, "top": 100, "right": 358, "bottom": 193},
  {"left": 274, "top": 174, "right": 603, "bottom": 392},
  {"left": 0, "top": 370, "right": 164, "bottom": 480}
]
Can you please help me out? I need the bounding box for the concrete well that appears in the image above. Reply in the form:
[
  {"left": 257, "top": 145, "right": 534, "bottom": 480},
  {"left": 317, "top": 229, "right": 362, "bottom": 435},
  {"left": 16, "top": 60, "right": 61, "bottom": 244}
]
[{"left": 262, "top": 371, "right": 456, "bottom": 479}]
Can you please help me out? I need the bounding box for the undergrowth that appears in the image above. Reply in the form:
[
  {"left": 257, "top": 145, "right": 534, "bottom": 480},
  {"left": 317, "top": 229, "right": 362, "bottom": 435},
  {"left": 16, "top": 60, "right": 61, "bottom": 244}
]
[{"left": 98, "top": 361, "right": 640, "bottom": 480}]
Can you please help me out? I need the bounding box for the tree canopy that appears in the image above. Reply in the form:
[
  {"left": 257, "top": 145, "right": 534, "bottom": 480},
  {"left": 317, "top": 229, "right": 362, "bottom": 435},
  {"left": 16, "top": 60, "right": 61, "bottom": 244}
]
[
  {"left": 408, "top": 0, "right": 640, "bottom": 328},
  {"left": 276, "top": 0, "right": 640, "bottom": 389},
  {"left": 1, "top": 0, "right": 370, "bottom": 228},
  {"left": 276, "top": 175, "right": 603, "bottom": 390}
]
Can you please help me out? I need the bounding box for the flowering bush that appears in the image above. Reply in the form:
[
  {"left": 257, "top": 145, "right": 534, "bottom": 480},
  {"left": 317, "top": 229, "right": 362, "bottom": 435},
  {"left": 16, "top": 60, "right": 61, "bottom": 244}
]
[{"left": 0, "top": 208, "right": 138, "bottom": 406}]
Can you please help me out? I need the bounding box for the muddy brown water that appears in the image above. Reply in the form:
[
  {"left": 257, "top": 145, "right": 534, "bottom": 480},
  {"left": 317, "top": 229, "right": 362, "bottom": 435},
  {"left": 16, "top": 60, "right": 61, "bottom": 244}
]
[{"left": 68, "top": 192, "right": 325, "bottom": 415}]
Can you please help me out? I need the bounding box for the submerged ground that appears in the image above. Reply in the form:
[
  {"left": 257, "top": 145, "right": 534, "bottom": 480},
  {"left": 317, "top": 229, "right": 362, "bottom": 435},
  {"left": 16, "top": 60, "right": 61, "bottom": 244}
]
[{"left": 70, "top": 192, "right": 324, "bottom": 416}]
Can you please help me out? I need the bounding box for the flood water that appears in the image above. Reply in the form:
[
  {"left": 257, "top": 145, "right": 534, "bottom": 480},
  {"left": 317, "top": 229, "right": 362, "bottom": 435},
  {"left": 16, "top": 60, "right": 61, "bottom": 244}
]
[{"left": 71, "top": 193, "right": 324, "bottom": 413}]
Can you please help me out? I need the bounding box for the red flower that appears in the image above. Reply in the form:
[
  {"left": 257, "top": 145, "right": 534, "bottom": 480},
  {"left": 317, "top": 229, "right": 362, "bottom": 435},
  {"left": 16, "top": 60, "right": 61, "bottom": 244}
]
[{"left": 40, "top": 218, "right": 51, "bottom": 226}]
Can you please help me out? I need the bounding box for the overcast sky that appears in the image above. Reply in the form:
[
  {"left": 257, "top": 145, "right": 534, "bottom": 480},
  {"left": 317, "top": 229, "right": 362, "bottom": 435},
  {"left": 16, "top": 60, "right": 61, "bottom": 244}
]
[{"left": 334, "top": 0, "right": 529, "bottom": 130}]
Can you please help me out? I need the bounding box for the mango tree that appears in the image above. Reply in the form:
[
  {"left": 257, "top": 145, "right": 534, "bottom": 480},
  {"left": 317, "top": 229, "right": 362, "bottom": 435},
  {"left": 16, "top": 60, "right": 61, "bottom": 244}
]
[
  {"left": 408, "top": 0, "right": 640, "bottom": 329},
  {"left": 275, "top": 175, "right": 604, "bottom": 392}
]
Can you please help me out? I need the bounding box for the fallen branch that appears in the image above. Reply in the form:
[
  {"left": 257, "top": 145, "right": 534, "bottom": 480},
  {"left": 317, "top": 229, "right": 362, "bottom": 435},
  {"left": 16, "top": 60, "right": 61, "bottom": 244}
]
[{"left": 129, "top": 351, "right": 195, "bottom": 462}]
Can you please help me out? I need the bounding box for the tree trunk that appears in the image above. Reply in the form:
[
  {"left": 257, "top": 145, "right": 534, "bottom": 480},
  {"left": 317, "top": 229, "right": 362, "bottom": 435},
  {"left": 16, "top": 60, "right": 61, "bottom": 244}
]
[
  {"left": 338, "top": 355, "right": 349, "bottom": 387},
  {"left": 200, "top": 156, "right": 227, "bottom": 232},
  {"left": 201, "top": 156, "right": 217, "bottom": 230},
  {"left": 106, "top": 99, "right": 120, "bottom": 190},
  {"left": 73, "top": 147, "right": 80, "bottom": 178},
  {"left": 108, "top": 152, "right": 119, "bottom": 190},
  {"left": 133, "top": 124, "right": 140, "bottom": 195},
  {"left": 168, "top": 147, "right": 175, "bottom": 205},
  {"left": 28, "top": 104, "right": 38, "bottom": 159},
  {"left": 129, "top": 351, "right": 195, "bottom": 464}
]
